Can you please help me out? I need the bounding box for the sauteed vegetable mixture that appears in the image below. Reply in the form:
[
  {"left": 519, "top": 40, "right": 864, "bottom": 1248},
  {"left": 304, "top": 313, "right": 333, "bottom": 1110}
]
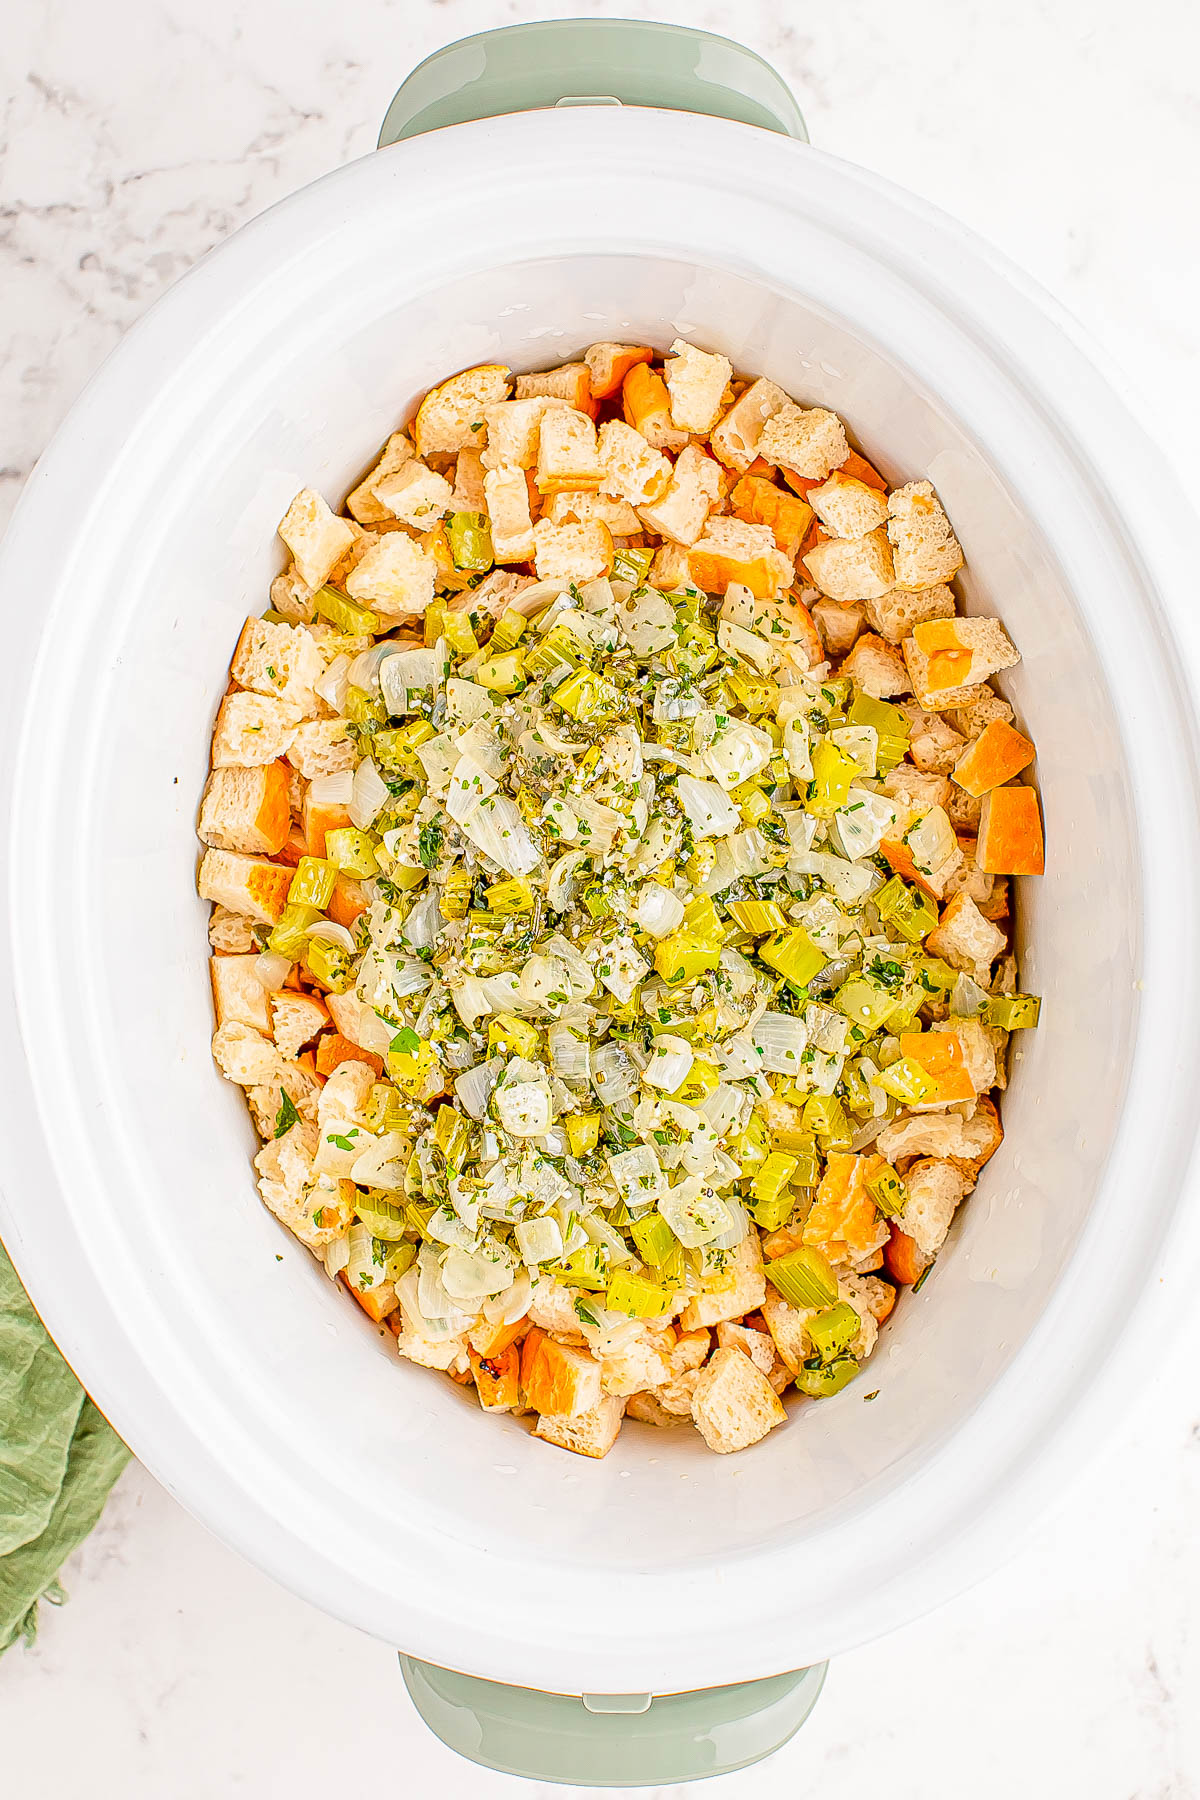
[{"left": 198, "top": 342, "right": 1043, "bottom": 1457}]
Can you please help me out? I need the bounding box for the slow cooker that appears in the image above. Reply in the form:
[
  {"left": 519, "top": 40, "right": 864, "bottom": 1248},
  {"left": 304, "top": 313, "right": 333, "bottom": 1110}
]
[{"left": 3, "top": 19, "right": 1200, "bottom": 1787}]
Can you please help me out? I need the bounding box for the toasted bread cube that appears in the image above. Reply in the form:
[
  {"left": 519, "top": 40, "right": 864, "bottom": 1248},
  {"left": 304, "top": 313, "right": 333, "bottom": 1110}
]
[
  {"left": 901, "top": 702, "right": 967, "bottom": 775},
  {"left": 198, "top": 849, "right": 291, "bottom": 925},
  {"left": 584, "top": 341, "right": 653, "bottom": 398},
  {"left": 245, "top": 1060, "right": 321, "bottom": 1138},
  {"left": 345, "top": 532, "right": 437, "bottom": 617},
  {"left": 953, "top": 688, "right": 1015, "bottom": 737},
  {"left": 545, "top": 490, "right": 641, "bottom": 535},
  {"left": 469, "top": 1343, "right": 521, "bottom": 1412},
  {"left": 802, "top": 1152, "right": 892, "bottom": 1266},
  {"left": 527, "top": 1282, "right": 587, "bottom": 1340},
  {"left": 664, "top": 338, "right": 733, "bottom": 433},
  {"left": 199, "top": 762, "right": 291, "bottom": 855},
  {"left": 901, "top": 1157, "right": 974, "bottom": 1259},
  {"left": 450, "top": 448, "right": 487, "bottom": 511},
  {"left": 448, "top": 568, "right": 535, "bottom": 625},
  {"left": 650, "top": 1368, "right": 705, "bottom": 1415},
  {"left": 536, "top": 408, "right": 604, "bottom": 493},
  {"left": 887, "top": 480, "right": 963, "bottom": 589},
  {"left": 210, "top": 952, "right": 271, "bottom": 1033},
  {"left": 730, "top": 473, "right": 813, "bottom": 559},
  {"left": 345, "top": 432, "right": 415, "bottom": 524},
  {"left": 208, "top": 904, "right": 259, "bottom": 952},
  {"left": 688, "top": 517, "right": 791, "bottom": 599},
  {"left": 626, "top": 1391, "right": 691, "bottom": 1427},
  {"left": 532, "top": 518, "right": 613, "bottom": 584},
  {"left": 809, "top": 471, "right": 889, "bottom": 539},
  {"left": 212, "top": 691, "right": 300, "bottom": 768},
  {"left": 599, "top": 1328, "right": 675, "bottom": 1398},
  {"left": 925, "top": 890, "right": 1007, "bottom": 980},
  {"left": 709, "top": 378, "right": 790, "bottom": 472},
  {"left": 679, "top": 1236, "right": 767, "bottom": 1331},
  {"left": 483, "top": 466, "right": 536, "bottom": 562},
  {"left": 952, "top": 719, "right": 1035, "bottom": 797},
  {"left": 371, "top": 459, "right": 454, "bottom": 527},
  {"left": 690, "top": 1347, "right": 786, "bottom": 1454},
  {"left": 758, "top": 404, "right": 849, "bottom": 480},
  {"left": 878, "top": 1105, "right": 1002, "bottom": 1172},
  {"left": 761, "top": 1294, "right": 813, "bottom": 1375},
  {"left": 648, "top": 541, "right": 691, "bottom": 589},
  {"left": 947, "top": 785, "right": 983, "bottom": 833},
  {"left": 269, "top": 566, "right": 317, "bottom": 625},
  {"left": 840, "top": 631, "right": 911, "bottom": 698},
  {"left": 598, "top": 419, "right": 673, "bottom": 506},
  {"left": 302, "top": 788, "right": 351, "bottom": 859},
  {"left": 515, "top": 362, "right": 592, "bottom": 409},
  {"left": 904, "top": 617, "right": 1020, "bottom": 707},
  {"left": 285, "top": 719, "right": 355, "bottom": 780},
  {"left": 523, "top": 1333, "right": 603, "bottom": 1417},
  {"left": 813, "top": 599, "right": 864, "bottom": 657},
  {"left": 622, "top": 363, "right": 689, "bottom": 452},
  {"left": 636, "top": 443, "right": 722, "bottom": 546},
  {"left": 270, "top": 990, "right": 328, "bottom": 1058},
  {"left": 415, "top": 364, "right": 512, "bottom": 456},
  {"left": 278, "top": 488, "right": 356, "bottom": 592},
  {"left": 863, "top": 582, "right": 957, "bottom": 645},
  {"left": 977, "top": 783, "right": 1044, "bottom": 875},
  {"left": 318, "top": 1060, "right": 378, "bottom": 1129},
  {"left": 480, "top": 396, "right": 566, "bottom": 471},
  {"left": 882, "top": 766, "right": 952, "bottom": 813},
  {"left": 255, "top": 1121, "right": 355, "bottom": 1250},
  {"left": 880, "top": 802, "right": 962, "bottom": 899},
  {"left": 231, "top": 617, "right": 324, "bottom": 717},
  {"left": 716, "top": 1320, "right": 776, "bottom": 1376},
  {"left": 803, "top": 529, "right": 895, "bottom": 603},
  {"left": 944, "top": 838, "right": 1005, "bottom": 917},
  {"left": 212, "top": 1020, "right": 282, "bottom": 1087},
  {"left": 535, "top": 1394, "right": 625, "bottom": 1459},
  {"left": 395, "top": 1307, "right": 470, "bottom": 1372}
]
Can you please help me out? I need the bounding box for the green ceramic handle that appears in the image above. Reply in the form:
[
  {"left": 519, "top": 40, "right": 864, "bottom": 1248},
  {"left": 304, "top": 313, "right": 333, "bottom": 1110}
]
[
  {"left": 399, "top": 1655, "right": 827, "bottom": 1788},
  {"left": 377, "top": 19, "right": 808, "bottom": 148}
]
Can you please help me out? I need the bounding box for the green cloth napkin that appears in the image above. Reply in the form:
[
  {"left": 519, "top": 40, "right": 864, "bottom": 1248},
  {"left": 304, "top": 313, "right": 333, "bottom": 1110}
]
[{"left": 0, "top": 1241, "right": 130, "bottom": 1652}]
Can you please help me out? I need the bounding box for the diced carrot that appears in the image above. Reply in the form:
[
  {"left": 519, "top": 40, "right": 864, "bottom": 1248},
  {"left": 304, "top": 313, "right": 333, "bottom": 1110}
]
[
  {"left": 884, "top": 1225, "right": 928, "bottom": 1286},
  {"left": 838, "top": 448, "right": 888, "bottom": 492},
  {"left": 328, "top": 874, "right": 369, "bottom": 929},
  {"left": 469, "top": 1343, "right": 522, "bottom": 1412},
  {"left": 730, "top": 473, "right": 814, "bottom": 559},
  {"left": 977, "top": 783, "right": 1044, "bottom": 876},
  {"left": 315, "top": 1031, "right": 384, "bottom": 1078}
]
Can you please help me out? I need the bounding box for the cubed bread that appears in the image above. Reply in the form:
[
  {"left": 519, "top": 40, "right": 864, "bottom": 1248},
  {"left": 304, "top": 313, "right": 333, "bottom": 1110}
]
[
  {"left": 977, "top": 783, "right": 1044, "bottom": 875},
  {"left": 254, "top": 1121, "right": 355, "bottom": 1250},
  {"left": 345, "top": 532, "right": 437, "bottom": 617},
  {"left": 688, "top": 517, "right": 792, "bottom": 600},
  {"left": 947, "top": 784, "right": 984, "bottom": 833},
  {"left": 901, "top": 1158, "right": 974, "bottom": 1259},
  {"left": 212, "top": 691, "right": 300, "bottom": 768},
  {"left": 863, "top": 583, "right": 957, "bottom": 645},
  {"left": 545, "top": 490, "right": 641, "bottom": 535},
  {"left": 759, "top": 1294, "right": 815, "bottom": 1376},
  {"left": 598, "top": 419, "right": 673, "bottom": 506},
  {"left": 269, "top": 567, "right": 317, "bottom": 624},
  {"left": 522, "top": 1333, "right": 603, "bottom": 1417},
  {"left": 450, "top": 447, "right": 487, "bottom": 511},
  {"left": 840, "top": 631, "right": 911, "bottom": 698},
  {"left": 803, "top": 529, "right": 895, "bottom": 603},
  {"left": 809, "top": 471, "right": 889, "bottom": 539},
  {"left": 480, "top": 396, "right": 566, "bottom": 471},
  {"left": 514, "top": 362, "right": 592, "bottom": 409},
  {"left": 902, "top": 617, "right": 1019, "bottom": 706},
  {"left": 245, "top": 1062, "right": 321, "bottom": 1138},
  {"left": 925, "top": 890, "right": 1007, "bottom": 980},
  {"left": 622, "top": 363, "right": 689, "bottom": 451},
  {"left": 931, "top": 1017, "right": 997, "bottom": 1093},
  {"left": 952, "top": 719, "right": 1036, "bottom": 796},
  {"left": 625, "top": 1391, "right": 692, "bottom": 1427},
  {"left": 370, "top": 460, "right": 454, "bottom": 528},
  {"left": 953, "top": 688, "right": 1015, "bottom": 737},
  {"left": 709, "top": 377, "right": 790, "bottom": 472},
  {"left": 536, "top": 408, "right": 604, "bottom": 493},
  {"left": 690, "top": 1347, "right": 786, "bottom": 1454},
  {"left": 527, "top": 1281, "right": 587, "bottom": 1340},
  {"left": 730, "top": 473, "right": 813, "bottom": 559},
  {"left": 198, "top": 762, "right": 291, "bottom": 855},
  {"left": 532, "top": 518, "right": 613, "bottom": 584},
  {"left": 212, "top": 1020, "right": 282, "bottom": 1087},
  {"left": 887, "top": 481, "right": 964, "bottom": 589},
  {"left": 882, "top": 766, "right": 952, "bottom": 812},
  {"left": 285, "top": 719, "right": 355, "bottom": 780},
  {"left": 317, "top": 1058, "right": 378, "bottom": 1129},
  {"left": 648, "top": 541, "right": 691, "bottom": 589},
  {"left": 448, "top": 567, "right": 535, "bottom": 623},
  {"left": 636, "top": 443, "right": 722, "bottom": 546},
  {"left": 534, "top": 1394, "right": 626, "bottom": 1459},
  {"left": 231, "top": 617, "right": 324, "bottom": 717},
  {"left": 757, "top": 404, "right": 849, "bottom": 480},
  {"left": 878, "top": 1102, "right": 1002, "bottom": 1173},
  {"left": 813, "top": 599, "right": 864, "bottom": 656},
  {"left": 415, "top": 364, "right": 512, "bottom": 456},
  {"left": 664, "top": 338, "right": 733, "bottom": 433},
  {"left": 278, "top": 488, "right": 356, "bottom": 591},
  {"left": 270, "top": 990, "right": 329, "bottom": 1058},
  {"left": 583, "top": 341, "right": 653, "bottom": 399},
  {"left": 599, "top": 1328, "right": 675, "bottom": 1398},
  {"left": 880, "top": 802, "right": 963, "bottom": 900},
  {"left": 482, "top": 466, "right": 536, "bottom": 562},
  {"left": 208, "top": 904, "right": 259, "bottom": 952},
  {"left": 715, "top": 1320, "right": 776, "bottom": 1376},
  {"left": 679, "top": 1235, "right": 766, "bottom": 1330},
  {"left": 210, "top": 952, "right": 271, "bottom": 1033},
  {"left": 345, "top": 432, "right": 415, "bottom": 524},
  {"left": 198, "top": 849, "right": 292, "bottom": 925},
  {"left": 900, "top": 702, "right": 967, "bottom": 775}
]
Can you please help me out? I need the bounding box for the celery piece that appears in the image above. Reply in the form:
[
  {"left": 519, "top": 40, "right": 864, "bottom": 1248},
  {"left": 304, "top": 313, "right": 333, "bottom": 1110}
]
[
  {"left": 551, "top": 667, "right": 629, "bottom": 725},
  {"left": 726, "top": 669, "right": 779, "bottom": 717},
  {"left": 866, "top": 1166, "right": 907, "bottom": 1220},
  {"left": 384, "top": 1242, "right": 417, "bottom": 1282},
  {"left": 795, "top": 1355, "right": 859, "bottom": 1398},
  {"left": 653, "top": 933, "right": 722, "bottom": 986},
  {"left": 447, "top": 511, "right": 494, "bottom": 573},
  {"left": 488, "top": 607, "right": 529, "bottom": 653},
  {"left": 606, "top": 1268, "right": 673, "bottom": 1319},
  {"left": 463, "top": 908, "right": 535, "bottom": 976},
  {"left": 314, "top": 585, "right": 380, "bottom": 636},
  {"left": 441, "top": 609, "right": 480, "bottom": 660},
  {"left": 556, "top": 1244, "right": 609, "bottom": 1291},
  {"left": 876, "top": 1056, "right": 936, "bottom": 1105},
  {"left": 807, "top": 1302, "right": 861, "bottom": 1360},
  {"left": 985, "top": 994, "right": 1042, "bottom": 1030},
  {"left": 405, "top": 1201, "right": 436, "bottom": 1238},
  {"left": 737, "top": 786, "right": 773, "bottom": 828},
  {"left": 388, "top": 1035, "right": 440, "bottom": 1097},
  {"left": 630, "top": 1211, "right": 677, "bottom": 1268},
  {"left": 751, "top": 1151, "right": 798, "bottom": 1205},
  {"left": 485, "top": 877, "right": 535, "bottom": 914},
  {"left": 354, "top": 1193, "right": 409, "bottom": 1241},
  {"left": 729, "top": 1111, "right": 772, "bottom": 1174},
  {"left": 801, "top": 1093, "right": 852, "bottom": 1149},
  {"left": 669, "top": 1057, "right": 719, "bottom": 1104},
  {"left": 747, "top": 1189, "right": 796, "bottom": 1232},
  {"left": 804, "top": 739, "right": 859, "bottom": 816},
  {"left": 261, "top": 608, "right": 291, "bottom": 625},
  {"left": 324, "top": 827, "right": 379, "bottom": 879},
  {"left": 840, "top": 1059, "right": 875, "bottom": 1118},
  {"left": 611, "top": 546, "right": 655, "bottom": 587},
  {"left": 667, "top": 623, "right": 720, "bottom": 678},
  {"left": 474, "top": 649, "right": 526, "bottom": 693},
  {"left": 440, "top": 866, "right": 472, "bottom": 920},
  {"left": 305, "top": 937, "right": 353, "bottom": 992},
  {"left": 344, "top": 685, "right": 387, "bottom": 730},
  {"left": 487, "top": 1013, "right": 540, "bottom": 1059},
  {"left": 565, "top": 1112, "right": 602, "bottom": 1158},
  {"left": 914, "top": 955, "right": 958, "bottom": 995},
  {"left": 524, "top": 639, "right": 579, "bottom": 683},
  {"left": 268, "top": 902, "right": 320, "bottom": 959},
  {"left": 726, "top": 898, "right": 789, "bottom": 936},
  {"left": 423, "top": 601, "right": 446, "bottom": 648},
  {"left": 848, "top": 691, "right": 910, "bottom": 773},
  {"left": 760, "top": 926, "right": 827, "bottom": 988},
  {"left": 833, "top": 975, "right": 899, "bottom": 1035},
  {"left": 764, "top": 1245, "right": 839, "bottom": 1310},
  {"left": 289, "top": 855, "right": 337, "bottom": 911},
  {"left": 875, "top": 874, "right": 939, "bottom": 943},
  {"left": 682, "top": 894, "right": 724, "bottom": 945},
  {"left": 788, "top": 1135, "right": 820, "bottom": 1188},
  {"left": 581, "top": 885, "right": 612, "bottom": 920}
]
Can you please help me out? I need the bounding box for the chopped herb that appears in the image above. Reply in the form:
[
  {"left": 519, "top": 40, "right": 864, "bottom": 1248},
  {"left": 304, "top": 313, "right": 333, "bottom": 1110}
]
[{"left": 273, "top": 1093, "right": 300, "bottom": 1137}]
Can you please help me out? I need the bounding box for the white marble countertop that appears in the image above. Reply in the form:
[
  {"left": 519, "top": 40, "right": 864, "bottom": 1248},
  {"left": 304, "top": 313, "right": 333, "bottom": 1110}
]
[{"left": 3, "top": 1, "right": 1200, "bottom": 1794}]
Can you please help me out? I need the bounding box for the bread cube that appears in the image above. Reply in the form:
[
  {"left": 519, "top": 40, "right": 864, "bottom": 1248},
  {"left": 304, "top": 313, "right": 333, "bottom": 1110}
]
[
  {"left": 210, "top": 952, "right": 271, "bottom": 1034},
  {"left": 270, "top": 990, "right": 328, "bottom": 1059},
  {"left": 709, "top": 377, "right": 790, "bottom": 472},
  {"left": 730, "top": 473, "right": 813, "bottom": 559},
  {"left": 840, "top": 631, "right": 911, "bottom": 698},
  {"left": 925, "top": 890, "right": 1007, "bottom": 980},
  {"left": 536, "top": 408, "right": 604, "bottom": 493},
  {"left": 863, "top": 582, "right": 957, "bottom": 645},
  {"left": 345, "top": 432, "right": 415, "bottom": 525},
  {"left": 664, "top": 338, "right": 733, "bottom": 433},
  {"left": 208, "top": 904, "right": 259, "bottom": 952},
  {"left": 878, "top": 1104, "right": 1003, "bottom": 1173},
  {"left": 515, "top": 362, "right": 593, "bottom": 409},
  {"left": 625, "top": 1391, "right": 692, "bottom": 1427},
  {"left": 269, "top": 567, "right": 317, "bottom": 625},
  {"left": 199, "top": 762, "right": 291, "bottom": 855},
  {"left": 622, "top": 363, "right": 689, "bottom": 452},
  {"left": 953, "top": 688, "right": 1015, "bottom": 737},
  {"left": 231, "top": 617, "right": 324, "bottom": 717},
  {"left": 902, "top": 617, "right": 1020, "bottom": 707},
  {"left": 450, "top": 447, "right": 487, "bottom": 511},
  {"left": 813, "top": 599, "right": 864, "bottom": 656},
  {"left": 901, "top": 1157, "right": 974, "bottom": 1259},
  {"left": 716, "top": 1320, "right": 777, "bottom": 1376},
  {"left": 690, "top": 1347, "right": 786, "bottom": 1454},
  {"left": 277, "top": 488, "right": 356, "bottom": 592},
  {"left": 977, "top": 783, "right": 1044, "bottom": 875},
  {"left": 345, "top": 532, "right": 437, "bottom": 617},
  {"left": 480, "top": 396, "right": 566, "bottom": 471},
  {"left": 679, "top": 1235, "right": 767, "bottom": 1330},
  {"left": 758, "top": 404, "right": 849, "bottom": 479},
  {"left": 952, "top": 719, "right": 1035, "bottom": 796},
  {"left": 636, "top": 443, "right": 722, "bottom": 546},
  {"left": 318, "top": 1059, "right": 378, "bottom": 1128},
  {"left": 198, "top": 849, "right": 291, "bottom": 925},
  {"left": 371, "top": 460, "right": 454, "bottom": 527},
  {"left": 688, "top": 517, "right": 792, "bottom": 600},
  {"left": 415, "top": 364, "right": 512, "bottom": 456},
  {"left": 212, "top": 1020, "right": 282, "bottom": 1087},
  {"left": 882, "top": 766, "right": 952, "bottom": 813},
  {"left": 483, "top": 466, "right": 536, "bottom": 562},
  {"left": 887, "top": 480, "right": 964, "bottom": 589},
  {"left": 545, "top": 490, "right": 641, "bottom": 535},
  {"left": 285, "top": 719, "right": 355, "bottom": 780},
  {"left": 245, "top": 1061, "right": 321, "bottom": 1138},
  {"left": 881, "top": 802, "right": 963, "bottom": 900},
  {"left": 598, "top": 419, "right": 673, "bottom": 506},
  {"left": 534, "top": 1394, "right": 626, "bottom": 1459},
  {"left": 900, "top": 702, "right": 966, "bottom": 775},
  {"left": 648, "top": 541, "right": 691, "bottom": 589},
  {"left": 583, "top": 341, "right": 653, "bottom": 399},
  {"left": 809, "top": 471, "right": 889, "bottom": 539},
  {"left": 599, "top": 1328, "right": 675, "bottom": 1398},
  {"left": 532, "top": 518, "right": 613, "bottom": 584},
  {"left": 803, "top": 529, "right": 895, "bottom": 603},
  {"left": 522, "top": 1333, "right": 603, "bottom": 1417},
  {"left": 212, "top": 691, "right": 300, "bottom": 768},
  {"left": 255, "top": 1121, "right": 355, "bottom": 1250}
]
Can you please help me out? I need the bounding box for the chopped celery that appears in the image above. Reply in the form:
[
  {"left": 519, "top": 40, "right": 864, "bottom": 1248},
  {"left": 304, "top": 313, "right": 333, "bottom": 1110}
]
[
  {"left": 788, "top": 1135, "right": 821, "bottom": 1187},
  {"left": 289, "top": 856, "right": 337, "bottom": 910},
  {"left": 485, "top": 877, "right": 536, "bottom": 914},
  {"left": 488, "top": 607, "right": 528, "bottom": 652},
  {"left": 387, "top": 1034, "right": 441, "bottom": 1097},
  {"left": 564, "top": 1113, "right": 602, "bottom": 1157},
  {"left": 344, "top": 685, "right": 387, "bottom": 730},
  {"left": 556, "top": 1244, "right": 609, "bottom": 1290},
  {"left": 796, "top": 1355, "right": 859, "bottom": 1398},
  {"left": 630, "top": 1211, "right": 677, "bottom": 1267},
  {"left": 581, "top": 886, "right": 612, "bottom": 919},
  {"left": 760, "top": 927, "right": 826, "bottom": 988},
  {"left": 405, "top": 1201, "right": 436, "bottom": 1238},
  {"left": 764, "top": 1245, "right": 839, "bottom": 1310},
  {"left": 737, "top": 786, "right": 773, "bottom": 828},
  {"left": 669, "top": 1057, "right": 719, "bottom": 1104},
  {"left": 354, "top": 1193, "right": 408, "bottom": 1241},
  {"left": 551, "top": 667, "right": 629, "bottom": 724},
  {"left": 683, "top": 894, "right": 724, "bottom": 944},
  {"left": 726, "top": 899, "right": 790, "bottom": 936},
  {"left": 606, "top": 1268, "right": 673, "bottom": 1318},
  {"left": 305, "top": 937, "right": 353, "bottom": 992},
  {"left": 611, "top": 546, "right": 655, "bottom": 587},
  {"left": 801, "top": 1093, "right": 852, "bottom": 1149},
  {"left": 324, "top": 827, "right": 379, "bottom": 879},
  {"left": 866, "top": 1166, "right": 907, "bottom": 1219},
  {"left": 807, "top": 1302, "right": 861, "bottom": 1360},
  {"left": 729, "top": 1111, "right": 771, "bottom": 1174},
  {"left": 654, "top": 934, "right": 722, "bottom": 985},
  {"left": 914, "top": 955, "right": 958, "bottom": 996},
  {"left": 876, "top": 1056, "right": 936, "bottom": 1104},
  {"left": 314, "top": 585, "right": 380, "bottom": 636},
  {"left": 848, "top": 691, "right": 909, "bottom": 772},
  {"left": 487, "top": 1014, "right": 540, "bottom": 1059},
  {"left": 747, "top": 1189, "right": 796, "bottom": 1231},
  {"left": 268, "top": 902, "right": 320, "bottom": 959},
  {"left": 441, "top": 609, "right": 480, "bottom": 659},
  {"left": 726, "top": 670, "right": 779, "bottom": 716},
  {"left": 751, "top": 1151, "right": 798, "bottom": 1205},
  {"left": 985, "top": 994, "right": 1041, "bottom": 1030},
  {"left": 447, "top": 511, "right": 494, "bottom": 573},
  {"left": 875, "top": 875, "right": 938, "bottom": 943},
  {"left": 440, "top": 866, "right": 473, "bottom": 920},
  {"left": 833, "top": 975, "right": 899, "bottom": 1035},
  {"left": 474, "top": 649, "right": 526, "bottom": 693},
  {"left": 432, "top": 1105, "right": 471, "bottom": 1168},
  {"left": 384, "top": 1242, "right": 417, "bottom": 1282},
  {"left": 804, "top": 739, "right": 859, "bottom": 816}
]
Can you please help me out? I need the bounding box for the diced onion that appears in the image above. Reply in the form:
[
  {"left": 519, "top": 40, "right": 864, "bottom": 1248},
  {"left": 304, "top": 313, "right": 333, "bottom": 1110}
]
[
  {"left": 306, "top": 920, "right": 357, "bottom": 953},
  {"left": 658, "top": 1179, "right": 735, "bottom": 1249},
  {"left": 455, "top": 1060, "right": 499, "bottom": 1120},
  {"left": 548, "top": 1025, "right": 590, "bottom": 1088},
  {"left": 349, "top": 1131, "right": 411, "bottom": 1190},
  {"left": 591, "top": 1042, "right": 638, "bottom": 1108},
  {"left": 514, "top": 1215, "right": 565, "bottom": 1266},
  {"left": 634, "top": 883, "right": 685, "bottom": 939},
  {"left": 315, "top": 654, "right": 352, "bottom": 714},
  {"left": 675, "top": 775, "right": 741, "bottom": 840},
  {"left": 546, "top": 849, "right": 591, "bottom": 911},
  {"left": 309, "top": 769, "right": 355, "bottom": 808},
  {"left": 441, "top": 1242, "right": 517, "bottom": 1301},
  {"left": 642, "top": 1034, "right": 694, "bottom": 1092},
  {"left": 253, "top": 951, "right": 291, "bottom": 991},
  {"left": 460, "top": 794, "right": 541, "bottom": 877},
  {"left": 348, "top": 758, "right": 389, "bottom": 830},
  {"left": 750, "top": 1010, "right": 810, "bottom": 1075}
]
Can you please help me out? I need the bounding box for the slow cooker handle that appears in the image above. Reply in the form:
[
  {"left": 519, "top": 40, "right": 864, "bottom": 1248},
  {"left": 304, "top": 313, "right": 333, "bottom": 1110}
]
[
  {"left": 399, "top": 1654, "right": 827, "bottom": 1787},
  {"left": 377, "top": 19, "right": 808, "bottom": 147}
]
